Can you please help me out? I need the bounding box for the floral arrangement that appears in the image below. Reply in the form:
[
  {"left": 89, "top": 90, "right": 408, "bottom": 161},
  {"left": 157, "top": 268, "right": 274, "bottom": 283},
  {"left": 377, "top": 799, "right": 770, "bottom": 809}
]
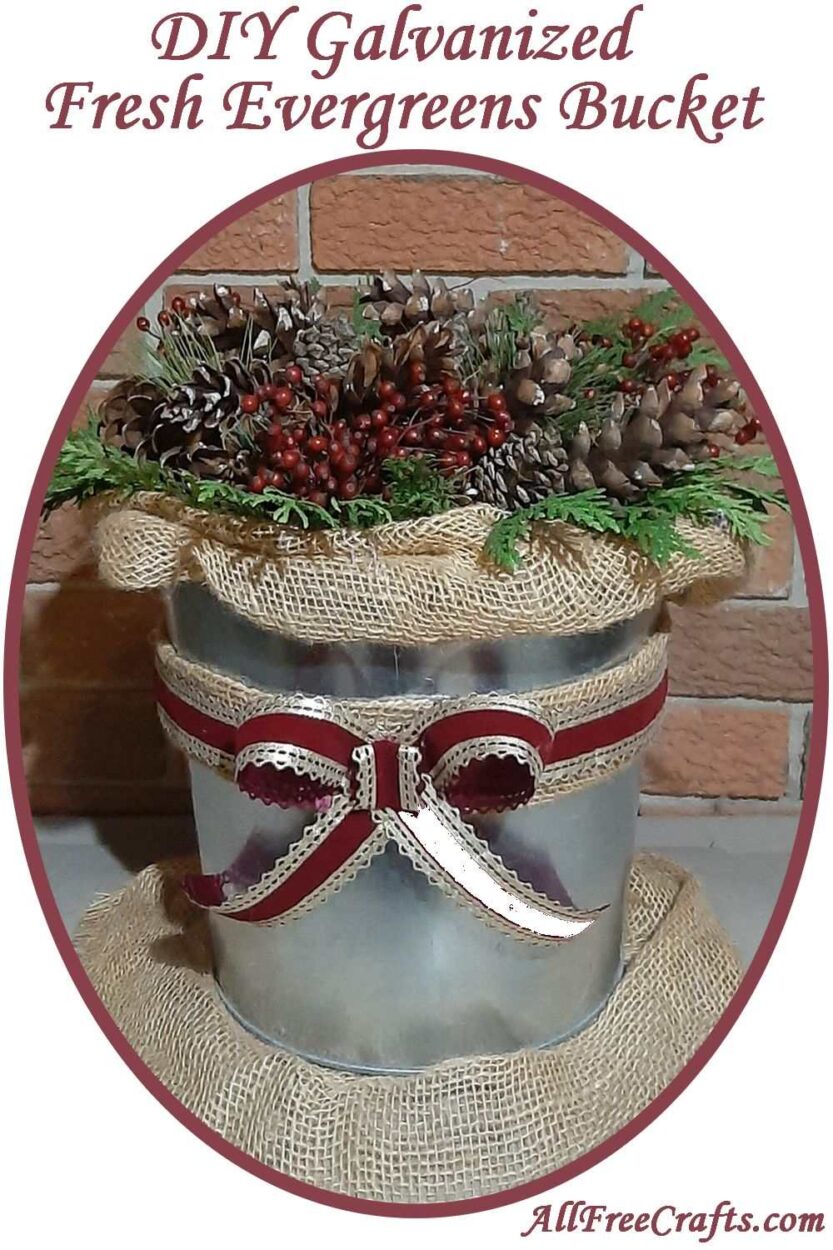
[{"left": 47, "top": 274, "right": 787, "bottom": 567}]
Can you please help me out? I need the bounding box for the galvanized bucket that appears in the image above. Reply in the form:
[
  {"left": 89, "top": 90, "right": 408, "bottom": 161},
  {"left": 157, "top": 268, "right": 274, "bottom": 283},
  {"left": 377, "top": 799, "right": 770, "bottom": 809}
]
[{"left": 166, "top": 582, "right": 655, "bottom": 1074}]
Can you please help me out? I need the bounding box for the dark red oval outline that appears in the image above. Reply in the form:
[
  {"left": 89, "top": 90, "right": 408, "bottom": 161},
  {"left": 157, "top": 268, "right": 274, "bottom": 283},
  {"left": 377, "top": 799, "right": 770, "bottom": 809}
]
[{"left": 3, "top": 149, "right": 827, "bottom": 1219}]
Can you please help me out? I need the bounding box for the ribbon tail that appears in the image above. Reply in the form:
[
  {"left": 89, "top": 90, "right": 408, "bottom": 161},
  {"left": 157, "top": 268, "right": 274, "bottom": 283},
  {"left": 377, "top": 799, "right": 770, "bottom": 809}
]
[
  {"left": 390, "top": 785, "right": 605, "bottom": 942},
  {"left": 181, "top": 798, "right": 384, "bottom": 925}
]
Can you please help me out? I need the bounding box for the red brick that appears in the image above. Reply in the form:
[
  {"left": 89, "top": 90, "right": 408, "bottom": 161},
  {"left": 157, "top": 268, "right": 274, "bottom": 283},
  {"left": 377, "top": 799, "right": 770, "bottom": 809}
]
[
  {"left": 20, "top": 690, "right": 169, "bottom": 784},
  {"left": 736, "top": 507, "right": 794, "bottom": 598},
  {"left": 183, "top": 193, "right": 298, "bottom": 273},
  {"left": 669, "top": 604, "right": 812, "bottom": 700},
  {"left": 21, "top": 586, "right": 163, "bottom": 687},
  {"left": 27, "top": 505, "right": 96, "bottom": 583},
  {"left": 310, "top": 177, "right": 628, "bottom": 274},
  {"left": 643, "top": 702, "right": 790, "bottom": 798},
  {"left": 320, "top": 284, "right": 358, "bottom": 312},
  {"left": 100, "top": 324, "right": 147, "bottom": 378},
  {"left": 28, "top": 388, "right": 114, "bottom": 583},
  {"left": 512, "top": 288, "right": 648, "bottom": 330}
]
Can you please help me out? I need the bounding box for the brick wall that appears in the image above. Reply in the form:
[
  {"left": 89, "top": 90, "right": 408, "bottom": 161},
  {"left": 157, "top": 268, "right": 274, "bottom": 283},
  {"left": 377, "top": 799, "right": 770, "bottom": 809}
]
[{"left": 22, "top": 167, "right": 813, "bottom": 818}]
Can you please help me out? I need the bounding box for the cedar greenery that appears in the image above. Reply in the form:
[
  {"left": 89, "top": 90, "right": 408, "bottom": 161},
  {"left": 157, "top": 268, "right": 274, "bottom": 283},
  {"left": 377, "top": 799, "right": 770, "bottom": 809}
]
[
  {"left": 383, "top": 455, "right": 458, "bottom": 520},
  {"left": 484, "top": 455, "right": 788, "bottom": 570},
  {"left": 46, "top": 421, "right": 335, "bottom": 528},
  {"left": 47, "top": 420, "right": 786, "bottom": 570}
]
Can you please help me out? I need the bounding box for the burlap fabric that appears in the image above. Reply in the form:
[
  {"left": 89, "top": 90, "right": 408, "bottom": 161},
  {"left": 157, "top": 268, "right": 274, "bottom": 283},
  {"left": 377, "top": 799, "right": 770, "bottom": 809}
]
[
  {"left": 93, "top": 495, "right": 746, "bottom": 642},
  {"left": 76, "top": 853, "right": 742, "bottom": 1204}
]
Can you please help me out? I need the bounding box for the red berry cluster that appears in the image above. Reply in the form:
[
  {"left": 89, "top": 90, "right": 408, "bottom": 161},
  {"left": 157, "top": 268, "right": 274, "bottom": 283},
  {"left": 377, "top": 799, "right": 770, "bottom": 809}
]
[
  {"left": 242, "top": 367, "right": 348, "bottom": 503},
  {"left": 734, "top": 416, "right": 762, "bottom": 446},
  {"left": 244, "top": 362, "right": 512, "bottom": 505},
  {"left": 358, "top": 366, "right": 512, "bottom": 474},
  {"left": 616, "top": 318, "right": 703, "bottom": 393},
  {"left": 136, "top": 293, "right": 246, "bottom": 341}
]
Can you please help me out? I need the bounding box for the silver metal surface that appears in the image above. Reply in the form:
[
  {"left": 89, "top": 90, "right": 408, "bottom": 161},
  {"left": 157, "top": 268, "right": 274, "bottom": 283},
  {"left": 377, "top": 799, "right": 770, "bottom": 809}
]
[{"left": 167, "top": 583, "right": 653, "bottom": 1073}]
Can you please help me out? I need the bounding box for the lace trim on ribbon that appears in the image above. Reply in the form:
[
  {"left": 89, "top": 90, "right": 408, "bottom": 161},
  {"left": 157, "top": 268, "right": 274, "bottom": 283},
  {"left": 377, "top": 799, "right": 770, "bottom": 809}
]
[
  {"left": 156, "top": 632, "right": 668, "bottom": 801},
  {"left": 157, "top": 634, "right": 666, "bottom": 939},
  {"left": 234, "top": 743, "right": 350, "bottom": 798},
  {"left": 389, "top": 779, "right": 604, "bottom": 943},
  {"left": 205, "top": 797, "right": 390, "bottom": 924}
]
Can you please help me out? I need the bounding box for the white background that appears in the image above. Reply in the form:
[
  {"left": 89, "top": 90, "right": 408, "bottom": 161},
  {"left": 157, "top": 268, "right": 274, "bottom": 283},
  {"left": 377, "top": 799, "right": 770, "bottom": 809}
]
[{"left": 1, "top": 0, "right": 830, "bottom": 1241}]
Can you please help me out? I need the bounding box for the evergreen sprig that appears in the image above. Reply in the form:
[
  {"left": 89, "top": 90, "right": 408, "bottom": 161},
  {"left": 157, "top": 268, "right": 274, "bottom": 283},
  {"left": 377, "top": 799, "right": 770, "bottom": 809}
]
[
  {"left": 44, "top": 417, "right": 460, "bottom": 531},
  {"left": 561, "top": 289, "right": 729, "bottom": 434},
  {"left": 383, "top": 455, "right": 458, "bottom": 520},
  {"left": 46, "top": 422, "right": 787, "bottom": 568},
  {"left": 46, "top": 419, "right": 344, "bottom": 529},
  {"left": 484, "top": 489, "right": 621, "bottom": 570},
  {"left": 485, "top": 455, "right": 788, "bottom": 570},
  {"left": 44, "top": 420, "right": 172, "bottom": 513}
]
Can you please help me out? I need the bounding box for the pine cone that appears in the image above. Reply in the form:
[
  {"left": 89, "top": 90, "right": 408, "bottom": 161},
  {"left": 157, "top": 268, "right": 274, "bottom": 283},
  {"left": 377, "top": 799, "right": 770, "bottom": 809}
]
[
  {"left": 344, "top": 323, "right": 462, "bottom": 404},
  {"left": 358, "top": 271, "right": 476, "bottom": 333},
  {"left": 173, "top": 285, "right": 255, "bottom": 354},
  {"left": 390, "top": 322, "right": 462, "bottom": 378},
  {"left": 566, "top": 365, "right": 747, "bottom": 501},
  {"left": 292, "top": 316, "right": 358, "bottom": 383},
  {"left": 505, "top": 331, "right": 576, "bottom": 425},
  {"left": 100, "top": 358, "right": 270, "bottom": 482},
  {"left": 172, "top": 280, "right": 358, "bottom": 376},
  {"left": 470, "top": 422, "right": 568, "bottom": 510},
  {"left": 460, "top": 300, "right": 582, "bottom": 425}
]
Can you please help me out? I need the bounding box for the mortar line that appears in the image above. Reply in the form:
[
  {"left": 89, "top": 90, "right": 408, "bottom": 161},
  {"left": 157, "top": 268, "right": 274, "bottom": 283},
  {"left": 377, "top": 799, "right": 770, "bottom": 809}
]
[
  {"left": 665, "top": 695, "right": 813, "bottom": 713},
  {"left": 625, "top": 246, "right": 647, "bottom": 282},
  {"left": 21, "top": 679, "right": 160, "bottom": 693},
  {"left": 296, "top": 182, "right": 314, "bottom": 282},
  {"left": 166, "top": 271, "right": 669, "bottom": 292},
  {"left": 715, "top": 797, "right": 802, "bottom": 813},
  {"left": 789, "top": 531, "right": 807, "bottom": 606},
  {"left": 723, "top": 596, "right": 798, "bottom": 609},
  {"left": 786, "top": 704, "right": 810, "bottom": 799}
]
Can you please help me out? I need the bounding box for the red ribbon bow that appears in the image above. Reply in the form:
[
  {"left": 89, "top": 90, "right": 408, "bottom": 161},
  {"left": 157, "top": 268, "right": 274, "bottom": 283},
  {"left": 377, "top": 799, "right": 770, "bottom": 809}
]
[
  {"left": 156, "top": 668, "right": 667, "bottom": 938},
  {"left": 233, "top": 704, "right": 554, "bottom": 812}
]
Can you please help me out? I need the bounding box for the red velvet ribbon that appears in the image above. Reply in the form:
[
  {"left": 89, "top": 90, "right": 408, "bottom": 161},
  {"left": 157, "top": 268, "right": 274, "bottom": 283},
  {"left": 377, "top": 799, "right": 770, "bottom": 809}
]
[{"left": 156, "top": 671, "right": 667, "bottom": 924}]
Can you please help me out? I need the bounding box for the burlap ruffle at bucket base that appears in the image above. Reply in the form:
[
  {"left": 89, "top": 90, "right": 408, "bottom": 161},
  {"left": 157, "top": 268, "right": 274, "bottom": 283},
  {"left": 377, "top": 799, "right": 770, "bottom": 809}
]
[
  {"left": 75, "top": 854, "right": 742, "bottom": 1204},
  {"left": 93, "top": 496, "right": 747, "bottom": 642}
]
